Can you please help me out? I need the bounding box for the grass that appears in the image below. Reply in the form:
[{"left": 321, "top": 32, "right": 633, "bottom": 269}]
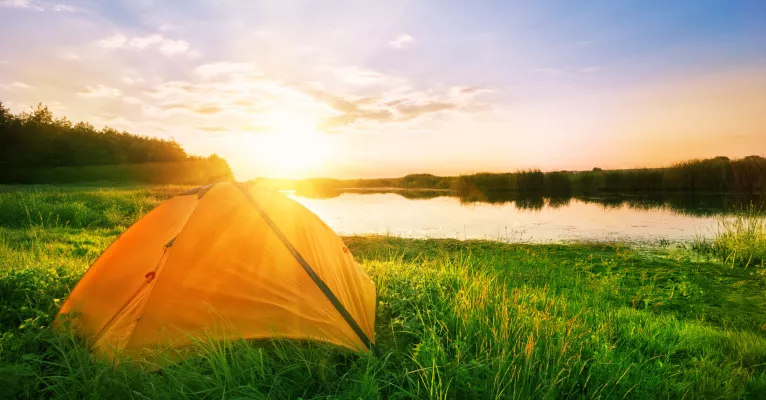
[
  {"left": 1, "top": 187, "right": 765, "bottom": 399},
  {"left": 695, "top": 205, "right": 766, "bottom": 270}
]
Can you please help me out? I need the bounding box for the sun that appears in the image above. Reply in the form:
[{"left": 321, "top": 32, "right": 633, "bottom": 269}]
[{"left": 258, "top": 113, "right": 334, "bottom": 178}]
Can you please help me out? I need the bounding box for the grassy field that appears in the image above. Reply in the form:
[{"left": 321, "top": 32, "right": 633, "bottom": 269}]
[{"left": 1, "top": 187, "right": 765, "bottom": 399}]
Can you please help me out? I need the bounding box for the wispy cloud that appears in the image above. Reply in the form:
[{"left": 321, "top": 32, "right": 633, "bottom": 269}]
[
  {"left": 532, "top": 66, "right": 601, "bottom": 75},
  {"left": 531, "top": 68, "right": 564, "bottom": 76},
  {"left": 387, "top": 33, "right": 413, "bottom": 49},
  {"left": 303, "top": 82, "right": 492, "bottom": 130},
  {"left": 97, "top": 33, "right": 194, "bottom": 56},
  {"left": 122, "top": 96, "right": 143, "bottom": 105},
  {"left": 451, "top": 86, "right": 494, "bottom": 97},
  {"left": 0, "top": 81, "right": 33, "bottom": 89},
  {"left": 51, "top": 3, "right": 73, "bottom": 11},
  {"left": 333, "top": 67, "right": 386, "bottom": 86},
  {"left": 198, "top": 126, "right": 229, "bottom": 132},
  {"left": 194, "top": 62, "right": 259, "bottom": 79},
  {"left": 130, "top": 60, "right": 491, "bottom": 135},
  {"left": 0, "top": 0, "right": 73, "bottom": 11},
  {"left": 1, "top": 0, "right": 763, "bottom": 179},
  {"left": 121, "top": 75, "right": 145, "bottom": 85},
  {"left": 0, "top": 0, "right": 36, "bottom": 9},
  {"left": 77, "top": 84, "right": 122, "bottom": 98}
]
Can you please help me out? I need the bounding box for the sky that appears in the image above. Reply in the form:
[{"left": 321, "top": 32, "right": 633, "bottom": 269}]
[{"left": 1, "top": 0, "right": 765, "bottom": 180}]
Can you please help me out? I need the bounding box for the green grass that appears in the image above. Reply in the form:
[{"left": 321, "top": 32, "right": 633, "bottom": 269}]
[
  {"left": 695, "top": 205, "right": 766, "bottom": 270},
  {"left": 1, "top": 187, "right": 765, "bottom": 399},
  {"left": 0, "top": 185, "right": 182, "bottom": 228}
]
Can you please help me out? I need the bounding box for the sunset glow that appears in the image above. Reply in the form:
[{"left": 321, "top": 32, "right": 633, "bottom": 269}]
[
  {"left": 1, "top": 1, "right": 764, "bottom": 180},
  {"left": 258, "top": 113, "right": 335, "bottom": 178}
]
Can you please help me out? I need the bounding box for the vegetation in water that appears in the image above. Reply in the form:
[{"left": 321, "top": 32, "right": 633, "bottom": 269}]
[
  {"left": 1, "top": 187, "right": 765, "bottom": 399},
  {"left": 279, "top": 185, "right": 764, "bottom": 218},
  {"left": 695, "top": 205, "right": 766, "bottom": 270},
  {"left": 256, "top": 155, "right": 766, "bottom": 196}
]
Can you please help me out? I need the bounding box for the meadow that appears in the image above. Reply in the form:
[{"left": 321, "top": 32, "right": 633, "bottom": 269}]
[{"left": 1, "top": 186, "right": 765, "bottom": 399}]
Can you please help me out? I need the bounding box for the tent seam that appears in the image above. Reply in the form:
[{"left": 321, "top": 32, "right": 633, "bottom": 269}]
[
  {"left": 233, "top": 182, "right": 379, "bottom": 356},
  {"left": 53, "top": 182, "right": 214, "bottom": 327},
  {"left": 121, "top": 181, "right": 221, "bottom": 348}
]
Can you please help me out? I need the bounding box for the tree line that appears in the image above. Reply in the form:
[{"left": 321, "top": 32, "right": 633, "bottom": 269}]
[
  {"left": 0, "top": 102, "right": 232, "bottom": 184},
  {"left": 453, "top": 156, "right": 766, "bottom": 195},
  {"left": 256, "top": 156, "right": 766, "bottom": 194}
]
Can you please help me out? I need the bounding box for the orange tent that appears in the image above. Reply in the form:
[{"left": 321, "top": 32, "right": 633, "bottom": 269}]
[{"left": 54, "top": 181, "right": 377, "bottom": 362}]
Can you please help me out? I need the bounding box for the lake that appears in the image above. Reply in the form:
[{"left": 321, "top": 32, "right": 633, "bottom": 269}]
[{"left": 287, "top": 189, "right": 764, "bottom": 243}]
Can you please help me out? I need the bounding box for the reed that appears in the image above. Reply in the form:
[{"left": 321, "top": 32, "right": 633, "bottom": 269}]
[{"left": 695, "top": 204, "right": 765, "bottom": 269}]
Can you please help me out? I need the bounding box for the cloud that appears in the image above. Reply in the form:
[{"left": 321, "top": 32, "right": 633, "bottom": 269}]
[
  {"left": 127, "top": 34, "right": 163, "bottom": 49},
  {"left": 122, "top": 96, "right": 143, "bottom": 105},
  {"left": 158, "top": 102, "right": 226, "bottom": 115},
  {"left": 194, "top": 62, "right": 258, "bottom": 79},
  {"left": 102, "top": 59, "right": 492, "bottom": 138},
  {"left": 241, "top": 125, "right": 271, "bottom": 133},
  {"left": 396, "top": 102, "right": 456, "bottom": 118},
  {"left": 0, "top": 82, "right": 33, "bottom": 89},
  {"left": 77, "top": 84, "right": 122, "bottom": 98},
  {"left": 293, "top": 85, "right": 359, "bottom": 113},
  {"left": 98, "top": 34, "right": 127, "bottom": 48},
  {"left": 51, "top": 3, "right": 72, "bottom": 11},
  {"left": 320, "top": 110, "right": 394, "bottom": 129},
  {"left": 144, "top": 81, "right": 204, "bottom": 99},
  {"left": 388, "top": 33, "right": 413, "bottom": 49},
  {"left": 121, "top": 75, "right": 145, "bottom": 85},
  {"left": 531, "top": 68, "right": 564, "bottom": 76},
  {"left": 158, "top": 39, "right": 191, "bottom": 56},
  {"left": 194, "top": 105, "right": 222, "bottom": 114},
  {"left": 325, "top": 98, "right": 458, "bottom": 128},
  {"left": 333, "top": 67, "right": 385, "bottom": 86},
  {"left": 533, "top": 66, "right": 601, "bottom": 75},
  {"left": 282, "top": 66, "right": 494, "bottom": 130},
  {"left": 93, "top": 114, "right": 132, "bottom": 127},
  {"left": 0, "top": 0, "right": 73, "bottom": 11},
  {"left": 312, "top": 86, "right": 489, "bottom": 130},
  {"left": 198, "top": 126, "right": 229, "bottom": 132},
  {"left": 451, "top": 85, "right": 494, "bottom": 98},
  {"left": 0, "top": 0, "right": 35, "bottom": 8},
  {"left": 97, "top": 33, "right": 194, "bottom": 56}
]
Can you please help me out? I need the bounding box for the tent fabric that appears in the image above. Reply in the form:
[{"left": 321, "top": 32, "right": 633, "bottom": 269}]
[{"left": 54, "top": 181, "right": 377, "bottom": 361}]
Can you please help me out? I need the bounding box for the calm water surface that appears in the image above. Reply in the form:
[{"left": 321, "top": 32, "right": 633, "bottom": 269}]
[{"left": 287, "top": 190, "right": 763, "bottom": 243}]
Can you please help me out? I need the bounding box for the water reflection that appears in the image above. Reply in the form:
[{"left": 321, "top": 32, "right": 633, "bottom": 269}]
[
  {"left": 286, "top": 188, "right": 764, "bottom": 243},
  {"left": 293, "top": 187, "right": 764, "bottom": 216}
]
